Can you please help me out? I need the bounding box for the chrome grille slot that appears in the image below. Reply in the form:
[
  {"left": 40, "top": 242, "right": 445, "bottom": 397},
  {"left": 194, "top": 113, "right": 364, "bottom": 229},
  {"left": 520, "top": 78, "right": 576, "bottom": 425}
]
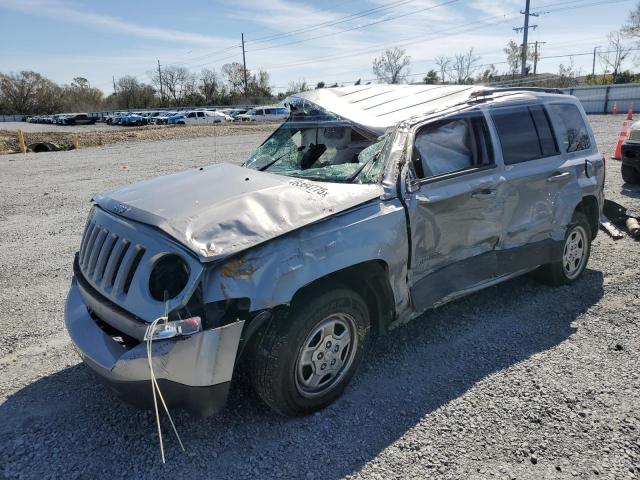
[
  {"left": 95, "top": 234, "right": 117, "bottom": 282},
  {"left": 87, "top": 228, "right": 107, "bottom": 276},
  {"left": 78, "top": 219, "right": 146, "bottom": 298}
]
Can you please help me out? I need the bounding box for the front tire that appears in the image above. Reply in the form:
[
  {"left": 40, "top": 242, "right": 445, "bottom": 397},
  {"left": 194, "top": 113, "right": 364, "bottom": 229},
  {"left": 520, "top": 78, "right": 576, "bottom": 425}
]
[
  {"left": 535, "top": 211, "right": 591, "bottom": 286},
  {"left": 622, "top": 164, "right": 639, "bottom": 184},
  {"left": 250, "top": 287, "right": 371, "bottom": 416}
]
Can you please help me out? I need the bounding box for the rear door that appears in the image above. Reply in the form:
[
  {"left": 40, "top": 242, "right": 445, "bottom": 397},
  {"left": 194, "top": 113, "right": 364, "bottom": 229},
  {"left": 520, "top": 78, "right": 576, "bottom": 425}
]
[
  {"left": 406, "top": 109, "right": 506, "bottom": 311},
  {"left": 488, "top": 101, "right": 575, "bottom": 263}
]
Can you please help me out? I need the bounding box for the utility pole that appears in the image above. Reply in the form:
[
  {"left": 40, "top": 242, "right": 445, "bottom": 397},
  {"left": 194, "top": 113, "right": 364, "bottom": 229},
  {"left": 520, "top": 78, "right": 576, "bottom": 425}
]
[
  {"left": 532, "top": 41, "right": 546, "bottom": 76},
  {"left": 241, "top": 33, "right": 248, "bottom": 95},
  {"left": 513, "top": 0, "right": 538, "bottom": 78},
  {"left": 592, "top": 46, "right": 599, "bottom": 77},
  {"left": 157, "top": 60, "right": 164, "bottom": 105},
  {"left": 112, "top": 76, "right": 117, "bottom": 94}
]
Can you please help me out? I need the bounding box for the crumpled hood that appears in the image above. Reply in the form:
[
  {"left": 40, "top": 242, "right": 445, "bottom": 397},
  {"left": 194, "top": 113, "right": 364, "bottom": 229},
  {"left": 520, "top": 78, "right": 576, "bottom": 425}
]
[{"left": 94, "top": 163, "right": 382, "bottom": 261}]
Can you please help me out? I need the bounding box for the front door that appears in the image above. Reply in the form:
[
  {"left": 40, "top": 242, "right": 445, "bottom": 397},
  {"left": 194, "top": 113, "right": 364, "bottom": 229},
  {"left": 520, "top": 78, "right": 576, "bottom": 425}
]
[{"left": 405, "top": 110, "right": 505, "bottom": 312}]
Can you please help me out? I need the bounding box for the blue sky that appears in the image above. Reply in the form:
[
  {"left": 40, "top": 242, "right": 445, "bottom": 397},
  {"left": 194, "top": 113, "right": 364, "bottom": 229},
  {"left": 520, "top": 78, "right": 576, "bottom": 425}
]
[{"left": 0, "top": 0, "right": 637, "bottom": 94}]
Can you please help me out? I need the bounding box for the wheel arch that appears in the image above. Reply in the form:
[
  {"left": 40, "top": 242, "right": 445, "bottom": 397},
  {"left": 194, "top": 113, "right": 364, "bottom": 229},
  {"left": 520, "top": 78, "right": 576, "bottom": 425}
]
[
  {"left": 289, "top": 260, "right": 396, "bottom": 338},
  {"left": 574, "top": 195, "right": 599, "bottom": 239}
]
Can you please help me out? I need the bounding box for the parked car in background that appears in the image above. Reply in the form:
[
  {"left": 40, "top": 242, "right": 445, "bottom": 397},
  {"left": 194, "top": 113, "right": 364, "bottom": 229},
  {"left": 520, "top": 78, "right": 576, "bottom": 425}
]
[
  {"left": 120, "top": 112, "right": 148, "bottom": 126},
  {"left": 167, "top": 113, "right": 186, "bottom": 125},
  {"left": 228, "top": 108, "right": 249, "bottom": 119},
  {"left": 236, "top": 106, "right": 289, "bottom": 122},
  {"left": 63, "top": 113, "right": 97, "bottom": 125},
  {"left": 106, "top": 112, "right": 128, "bottom": 125},
  {"left": 153, "top": 111, "right": 178, "bottom": 125},
  {"left": 167, "top": 110, "right": 228, "bottom": 125},
  {"left": 65, "top": 85, "right": 604, "bottom": 418}
]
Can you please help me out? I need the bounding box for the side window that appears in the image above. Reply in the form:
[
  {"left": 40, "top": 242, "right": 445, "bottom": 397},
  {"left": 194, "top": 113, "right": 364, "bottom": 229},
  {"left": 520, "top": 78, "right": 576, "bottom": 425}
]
[
  {"left": 197, "top": 111, "right": 205, "bottom": 118},
  {"left": 413, "top": 113, "right": 494, "bottom": 179},
  {"left": 186, "top": 112, "right": 196, "bottom": 118},
  {"left": 277, "top": 108, "right": 289, "bottom": 115},
  {"left": 264, "top": 108, "right": 274, "bottom": 114},
  {"left": 549, "top": 103, "right": 591, "bottom": 153},
  {"left": 491, "top": 105, "right": 558, "bottom": 165}
]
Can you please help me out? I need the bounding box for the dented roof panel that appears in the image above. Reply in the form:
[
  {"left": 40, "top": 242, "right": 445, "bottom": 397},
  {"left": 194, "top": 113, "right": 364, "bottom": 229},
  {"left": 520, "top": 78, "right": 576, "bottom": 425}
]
[{"left": 290, "top": 85, "right": 479, "bottom": 135}]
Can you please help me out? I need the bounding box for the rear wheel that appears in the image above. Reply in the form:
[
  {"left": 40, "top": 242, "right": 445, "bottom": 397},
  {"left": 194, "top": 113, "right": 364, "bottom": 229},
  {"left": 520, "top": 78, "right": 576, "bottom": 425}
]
[
  {"left": 535, "top": 211, "right": 591, "bottom": 286},
  {"left": 249, "top": 287, "right": 370, "bottom": 416},
  {"left": 622, "top": 164, "right": 639, "bottom": 184}
]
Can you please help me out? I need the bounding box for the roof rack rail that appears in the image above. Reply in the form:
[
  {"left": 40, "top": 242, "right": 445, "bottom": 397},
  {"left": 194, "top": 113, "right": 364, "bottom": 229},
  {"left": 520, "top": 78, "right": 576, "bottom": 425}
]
[{"left": 469, "top": 87, "right": 565, "bottom": 98}]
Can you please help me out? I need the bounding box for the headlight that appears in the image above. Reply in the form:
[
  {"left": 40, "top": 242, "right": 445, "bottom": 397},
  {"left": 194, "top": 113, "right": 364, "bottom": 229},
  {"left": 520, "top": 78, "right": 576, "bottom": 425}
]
[
  {"left": 149, "top": 254, "right": 190, "bottom": 301},
  {"left": 144, "top": 316, "right": 202, "bottom": 341}
]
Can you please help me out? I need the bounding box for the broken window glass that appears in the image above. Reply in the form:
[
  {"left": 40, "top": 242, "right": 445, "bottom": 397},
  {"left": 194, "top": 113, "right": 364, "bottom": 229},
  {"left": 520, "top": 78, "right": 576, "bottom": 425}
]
[{"left": 244, "top": 99, "right": 386, "bottom": 184}]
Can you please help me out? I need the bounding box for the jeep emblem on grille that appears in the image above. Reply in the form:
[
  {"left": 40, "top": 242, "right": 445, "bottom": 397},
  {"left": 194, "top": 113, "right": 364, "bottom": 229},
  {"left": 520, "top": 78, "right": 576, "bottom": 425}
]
[{"left": 113, "top": 203, "right": 130, "bottom": 214}]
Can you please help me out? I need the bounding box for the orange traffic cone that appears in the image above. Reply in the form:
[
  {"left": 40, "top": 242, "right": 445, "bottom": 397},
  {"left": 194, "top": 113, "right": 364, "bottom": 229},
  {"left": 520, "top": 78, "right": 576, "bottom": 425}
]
[
  {"left": 612, "top": 101, "right": 619, "bottom": 115},
  {"left": 627, "top": 104, "right": 634, "bottom": 120},
  {"left": 612, "top": 120, "right": 629, "bottom": 160}
]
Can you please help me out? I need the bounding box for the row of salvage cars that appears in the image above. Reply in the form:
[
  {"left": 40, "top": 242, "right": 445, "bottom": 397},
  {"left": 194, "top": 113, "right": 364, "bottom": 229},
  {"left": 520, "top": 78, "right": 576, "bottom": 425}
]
[
  {"left": 65, "top": 84, "right": 606, "bottom": 420},
  {"left": 27, "top": 113, "right": 97, "bottom": 125}
]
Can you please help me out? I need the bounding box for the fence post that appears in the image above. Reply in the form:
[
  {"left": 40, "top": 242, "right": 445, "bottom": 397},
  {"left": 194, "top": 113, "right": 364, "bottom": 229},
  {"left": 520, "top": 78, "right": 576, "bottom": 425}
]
[{"left": 604, "top": 85, "right": 611, "bottom": 114}]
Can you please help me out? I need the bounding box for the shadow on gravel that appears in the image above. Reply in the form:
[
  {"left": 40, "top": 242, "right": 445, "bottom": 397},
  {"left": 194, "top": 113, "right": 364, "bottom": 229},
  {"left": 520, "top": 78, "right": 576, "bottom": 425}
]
[
  {"left": 620, "top": 183, "right": 640, "bottom": 199},
  {"left": 0, "top": 269, "right": 604, "bottom": 479}
]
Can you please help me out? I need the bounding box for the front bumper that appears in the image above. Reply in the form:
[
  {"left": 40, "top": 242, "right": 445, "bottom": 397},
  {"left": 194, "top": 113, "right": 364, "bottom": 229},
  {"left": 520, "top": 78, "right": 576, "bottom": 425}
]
[{"left": 65, "top": 278, "right": 244, "bottom": 416}]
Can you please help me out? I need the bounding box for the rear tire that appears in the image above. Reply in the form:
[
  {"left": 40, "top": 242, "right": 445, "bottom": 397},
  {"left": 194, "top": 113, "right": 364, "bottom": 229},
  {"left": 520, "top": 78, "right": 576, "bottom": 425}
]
[
  {"left": 622, "top": 164, "right": 639, "bottom": 184},
  {"left": 534, "top": 211, "right": 591, "bottom": 286},
  {"left": 249, "top": 287, "right": 370, "bottom": 416}
]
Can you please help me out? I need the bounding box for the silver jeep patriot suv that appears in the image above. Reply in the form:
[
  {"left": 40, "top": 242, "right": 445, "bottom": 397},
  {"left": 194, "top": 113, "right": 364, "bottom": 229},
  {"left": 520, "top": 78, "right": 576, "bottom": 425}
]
[{"left": 65, "top": 85, "right": 604, "bottom": 417}]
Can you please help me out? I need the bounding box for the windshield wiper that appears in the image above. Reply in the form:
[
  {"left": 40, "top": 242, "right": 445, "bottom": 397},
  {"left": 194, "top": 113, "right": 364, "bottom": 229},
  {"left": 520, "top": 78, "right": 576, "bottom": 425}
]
[
  {"left": 346, "top": 148, "right": 382, "bottom": 183},
  {"left": 258, "top": 152, "right": 290, "bottom": 172}
]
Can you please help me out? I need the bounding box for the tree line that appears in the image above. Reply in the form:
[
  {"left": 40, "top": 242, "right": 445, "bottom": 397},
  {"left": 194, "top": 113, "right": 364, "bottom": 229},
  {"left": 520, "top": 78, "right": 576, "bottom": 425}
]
[{"left": 0, "top": 63, "right": 291, "bottom": 115}]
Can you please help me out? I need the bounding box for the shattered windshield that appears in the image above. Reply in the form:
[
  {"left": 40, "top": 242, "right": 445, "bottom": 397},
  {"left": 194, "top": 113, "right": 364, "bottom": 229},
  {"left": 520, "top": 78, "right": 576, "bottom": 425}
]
[{"left": 244, "top": 98, "right": 387, "bottom": 184}]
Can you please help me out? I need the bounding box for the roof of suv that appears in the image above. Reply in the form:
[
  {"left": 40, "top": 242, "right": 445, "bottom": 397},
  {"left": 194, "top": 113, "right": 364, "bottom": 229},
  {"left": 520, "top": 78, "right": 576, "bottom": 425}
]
[{"left": 290, "top": 84, "right": 566, "bottom": 135}]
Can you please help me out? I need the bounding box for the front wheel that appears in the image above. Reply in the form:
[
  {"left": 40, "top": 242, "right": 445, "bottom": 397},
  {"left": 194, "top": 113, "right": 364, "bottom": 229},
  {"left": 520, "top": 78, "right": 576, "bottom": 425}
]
[
  {"left": 535, "top": 211, "right": 591, "bottom": 286},
  {"left": 249, "top": 287, "right": 370, "bottom": 416}
]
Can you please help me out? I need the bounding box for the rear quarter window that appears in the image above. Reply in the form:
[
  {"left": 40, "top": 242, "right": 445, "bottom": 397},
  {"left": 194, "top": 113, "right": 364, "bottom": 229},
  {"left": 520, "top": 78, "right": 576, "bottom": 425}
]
[
  {"left": 548, "top": 103, "right": 591, "bottom": 153},
  {"left": 490, "top": 105, "right": 559, "bottom": 165}
]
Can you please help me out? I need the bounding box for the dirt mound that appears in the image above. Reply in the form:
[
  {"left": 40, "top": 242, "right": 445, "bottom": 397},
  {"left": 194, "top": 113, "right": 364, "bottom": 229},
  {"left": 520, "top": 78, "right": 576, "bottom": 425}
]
[{"left": 0, "top": 123, "right": 277, "bottom": 155}]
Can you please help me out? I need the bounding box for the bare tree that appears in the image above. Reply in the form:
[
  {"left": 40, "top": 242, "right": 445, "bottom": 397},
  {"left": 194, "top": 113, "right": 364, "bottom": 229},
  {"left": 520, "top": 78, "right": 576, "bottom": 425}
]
[
  {"left": 199, "top": 69, "right": 220, "bottom": 104},
  {"left": 451, "top": 48, "right": 481, "bottom": 84},
  {"left": 221, "top": 62, "right": 247, "bottom": 95},
  {"left": 286, "top": 79, "right": 309, "bottom": 95},
  {"left": 0, "top": 71, "right": 63, "bottom": 114},
  {"left": 623, "top": 2, "right": 640, "bottom": 37},
  {"left": 434, "top": 56, "right": 451, "bottom": 84},
  {"left": 158, "top": 66, "right": 196, "bottom": 106},
  {"left": 599, "top": 31, "right": 632, "bottom": 83},
  {"left": 372, "top": 47, "right": 411, "bottom": 84},
  {"left": 555, "top": 58, "right": 582, "bottom": 88}
]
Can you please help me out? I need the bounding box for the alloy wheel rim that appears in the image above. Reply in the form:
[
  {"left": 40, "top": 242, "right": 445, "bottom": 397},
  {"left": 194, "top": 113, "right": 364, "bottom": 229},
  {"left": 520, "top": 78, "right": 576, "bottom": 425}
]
[
  {"left": 294, "top": 313, "right": 358, "bottom": 399},
  {"left": 563, "top": 225, "right": 587, "bottom": 279}
]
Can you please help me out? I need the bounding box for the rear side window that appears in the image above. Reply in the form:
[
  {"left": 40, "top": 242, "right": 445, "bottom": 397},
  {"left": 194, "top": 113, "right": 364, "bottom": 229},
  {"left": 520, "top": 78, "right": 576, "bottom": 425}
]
[
  {"left": 549, "top": 103, "right": 591, "bottom": 153},
  {"left": 491, "top": 105, "right": 559, "bottom": 165},
  {"left": 197, "top": 111, "right": 205, "bottom": 118}
]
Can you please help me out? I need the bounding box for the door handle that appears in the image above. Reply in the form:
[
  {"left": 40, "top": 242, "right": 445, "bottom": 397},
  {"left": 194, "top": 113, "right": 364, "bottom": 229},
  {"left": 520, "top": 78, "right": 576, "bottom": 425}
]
[
  {"left": 471, "top": 188, "right": 497, "bottom": 198},
  {"left": 546, "top": 171, "right": 571, "bottom": 183}
]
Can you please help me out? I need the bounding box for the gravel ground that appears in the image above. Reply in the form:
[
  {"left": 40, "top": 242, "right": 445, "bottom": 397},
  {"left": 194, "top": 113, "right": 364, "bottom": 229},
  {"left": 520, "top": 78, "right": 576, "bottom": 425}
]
[{"left": 0, "top": 115, "right": 638, "bottom": 480}]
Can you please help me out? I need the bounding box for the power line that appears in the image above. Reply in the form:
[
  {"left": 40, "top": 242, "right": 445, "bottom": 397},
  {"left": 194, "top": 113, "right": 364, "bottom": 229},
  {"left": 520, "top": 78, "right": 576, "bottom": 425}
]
[
  {"left": 245, "top": 0, "right": 418, "bottom": 45},
  {"left": 247, "top": 0, "right": 459, "bottom": 54}
]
